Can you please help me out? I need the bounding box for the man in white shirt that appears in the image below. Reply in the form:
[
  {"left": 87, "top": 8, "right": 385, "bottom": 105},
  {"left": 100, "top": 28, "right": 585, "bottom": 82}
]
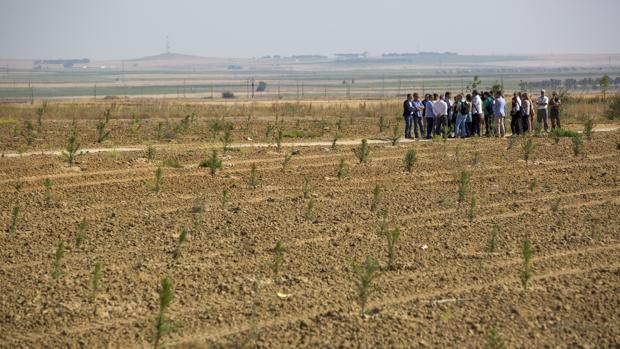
[
  {"left": 432, "top": 95, "right": 448, "bottom": 137},
  {"left": 536, "top": 89, "right": 550, "bottom": 132},
  {"left": 471, "top": 90, "right": 483, "bottom": 137}
]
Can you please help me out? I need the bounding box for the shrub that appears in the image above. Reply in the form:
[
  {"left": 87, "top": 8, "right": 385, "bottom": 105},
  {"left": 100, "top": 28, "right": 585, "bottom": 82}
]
[
  {"left": 153, "top": 277, "right": 174, "bottom": 349},
  {"left": 404, "top": 148, "right": 416, "bottom": 172},
  {"left": 378, "top": 115, "right": 386, "bottom": 133},
  {"left": 172, "top": 229, "right": 189, "bottom": 259},
  {"left": 337, "top": 159, "right": 345, "bottom": 179},
  {"left": 370, "top": 184, "right": 382, "bottom": 212},
  {"left": 457, "top": 169, "right": 470, "bottom": 203},
  {"left": 222, "top": 91, "right": 235, "bottom": 99},
  {"left": 385, "top": 227, "right": 400, "bottom": 271},
  {"left": 275, "top": 128, "right": 283, "bottom": 151},
  {"left": 52, "top": 241, "right": 65, "bottom": 279},
  {"left": 471, "top": 151, "right": 480, "bottom": 166},
  {"left": 200, "top": 149, "right": 222, "bottom": 176},
  {"left": 96, "top": 109, "right": 111, "bottom": 143},
  {"left": 550, "top": 198, "right": 561, "bottom": 213},
  {"left": 271, "top": 241, "right": 285, "bottom": 275},
  {"left": 520, "top": 240, "right": 534, "bottom": 290},
  {"left": 583, "top": 119, "right": 593, "bottom": 140},
  {"left": 62, "top": 133, "right": 80, "bottom": 166},
  {"left": 221, "top": 188, "right": 229, "bottom": 208},
  {"left": 162, "top": 157, "right": 181, "bottom": 168},
  {"left": 331, "top": 134, "right": 340, "bottom": 150},
  {"left": 249, "top": 163, "right": 260, "bottom": 188},
  {"left": 352, "top": 256, "right": 381, "bottom": 315},
  {"left": 528, "top": 177, "right": 537, "bottom": 192},
  {"left": 604, "top": 94, "right": 620, "bottom": 120},
  {"left": 355, "top": 139, "right": 369, "bottom": 164}
]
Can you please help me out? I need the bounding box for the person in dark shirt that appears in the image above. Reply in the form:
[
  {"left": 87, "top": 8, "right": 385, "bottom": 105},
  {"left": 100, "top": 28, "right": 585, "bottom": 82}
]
[{"left": 403, "top": 93, "right": 414, "bottom": 139}]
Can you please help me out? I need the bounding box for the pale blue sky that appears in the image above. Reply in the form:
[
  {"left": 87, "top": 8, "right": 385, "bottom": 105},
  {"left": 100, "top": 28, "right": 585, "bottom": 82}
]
[{"left": 1, "top": 0, "right": 619, "bottom": 59}]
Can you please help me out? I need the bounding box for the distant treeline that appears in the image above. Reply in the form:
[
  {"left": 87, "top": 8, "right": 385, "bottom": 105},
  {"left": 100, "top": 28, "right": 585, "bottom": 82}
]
[{"left": 524, "top": 76, "right": 620, "bottom": 91}]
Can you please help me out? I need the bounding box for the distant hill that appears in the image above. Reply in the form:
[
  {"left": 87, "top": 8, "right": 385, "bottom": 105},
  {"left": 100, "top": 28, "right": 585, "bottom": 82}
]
[{"left": 130, "top": 52, "right": 208, "bottom": 62}]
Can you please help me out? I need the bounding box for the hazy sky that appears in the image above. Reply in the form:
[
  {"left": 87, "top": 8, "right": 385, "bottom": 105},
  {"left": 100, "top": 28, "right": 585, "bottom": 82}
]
[{"left": 1, "top": 0, "right": 619, "bottom": 60}]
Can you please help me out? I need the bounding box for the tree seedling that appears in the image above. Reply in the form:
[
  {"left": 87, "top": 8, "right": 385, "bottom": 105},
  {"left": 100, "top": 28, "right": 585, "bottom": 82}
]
[
  {"left": 52, "top": 241, "right": 65, "bottom": 279},
  {"left": 153, "top": 167, "right": 163, "bottom": 192},
  {"left": 458, "top": 169, "right": 470, "bottom": 203},
  {"left": 88, "top": 262, "right": 103, "bottom": 313},
  {"left": 528, "top": 177, "right": 537, "bottom": 192},
  {"left": 172, "top": 229, "right": 189, "bottom": 260},
  {"left": 370, "top": 184, "right": 382, "bottom": 212},
  {"left": 221, "top": 128, "right": 233, "bottom": 152},
  {"left": 522, "top": 138, "right": 535, "bottom": 168},
  {"left": 486, "top": 225, "right": 500, "bottom": 253},
  {"left": 221, "top": 188, "right": 229, "bottom": 208},
  {"left": 14, "top": 178, "right": 24, "bottom": 195},
  {"left": 583, "top": 119, "right": 593, "bottom": 140},
  {"left": 550, "top": 198, "right": 561, "bottom": 213},
  {"left": 572, "top": 136, "right": 584, "bottom": 157},
  {"left": 8, "top": 206, "right": 20, "bottom": 233},
  {"left": 485, "top": 326, "right": 507, "bottom": 349},
  {"left": 352, "top": 256, "right": 381, "bottom": 316},
  {"left": 200, "top": 149, "right": 222, "bottom": 176},
  {"left": 275, "top": 128, "right": 283, "bottom": 151},
  {"left": 271, "top": 241, "right": 285, "bottom": 276},
  {"left": 21, "top": 120, "right": 35, "bottom": 146},
  {"left": 331, "top": 134, "right": 340, "bottom": 150},
  {"left": 471, "top": 151, "right": 481, "bottom": 166},
  {"left": 355, "top": 139, "right": 369, "bottom": 164},
  {"left": 249, "top": 163, "right": 260, "bottom": 188},
  {"left": 390, "top": 123, "right": 400, "bottom": 146},
  {"left": 43, "top": 178, "right": 52, "bottom": 203},
  {"left": 304, "top": 198, "right": 316, "bottom": 222},
  {"left": 385, "top": 227, "right": 400, "bottom": 271},
  {"left": 281, "top": 153, "right": 292, "bottom": 172},
  {"left": 62, "top": 132, "right": 80, "bottom": 166},
  {"left": 404, "top": 148, "right": 417, "bottom": 172},
  {"left": 146, "top": 145, "right": 156, "bottom": 162},
  {"left": 153, "top": 277, "right": 174, "bottom": 349},
  {"left": 96, "top": 109, "right": 111, "bottom": 143},
  {"left": 520, "top": 240, "right": 534, "bottom": 290},
  {"left": 468, "top": 196, "right": 477, "bottom": 222},
  {"left": 302, "top": 175, "right": 313, "bottom": 199},
  {"left": 337, "top": 159, "right": 345, "bottom": 179},
  {"left": 75, "top": 218, "right": 88, "bottom": 248}
]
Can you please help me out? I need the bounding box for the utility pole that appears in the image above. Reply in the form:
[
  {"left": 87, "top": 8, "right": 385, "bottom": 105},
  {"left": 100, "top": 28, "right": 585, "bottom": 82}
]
[
  {"left": 28, "top": 80, "right": 33, "bottom": 104},
  {"left": 94, "top": 84, "right": 97, "bottom": 101},
  {"left": 251, "top": 77, "right": 255, "bottom": 99},
  {"left": 301, "top": 81, "right": 304, "bottom": 99},
  {"left": 398, "top": 80, "right": 401, "bottom": 96},
  {"left": 324, "top": 84, "right": 327, "bottom": 98},
  {"left": 277, "top": 81, "right": 281, "bottom": 99},
  {"left": 211, "top": 85, "right": 214, "bottom": 99},
  {"left": 296, "top": 80, "right": 299, "bottom": 99}
]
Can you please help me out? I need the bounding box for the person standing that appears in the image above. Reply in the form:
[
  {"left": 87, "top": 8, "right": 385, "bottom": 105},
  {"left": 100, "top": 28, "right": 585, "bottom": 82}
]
[
  {"left": 412, "top": 93, "right": 425, "bottom": 139},
  {"left": 522, "top": 92, "right": 532, "bottom": 133},
  {"left": 445, "top": 92, "right": 454, "bottom": 136},
  {"left": 483, "top": 91, "right": 494, "bottom": 136},
  {"left": 403, "top": 93, "right": 414, "bottom": 139},
  {"left": 464, "top": 94, "right": 473, "bottom": 137},
  {"left": 471, "top": 90, "right": 483, "bottom": 137},
  {"left": 536, "top": 89, "right": 550, "bottom": 132},
  {"left": 510, "top": 92, "right": 522, "bottom": 135},
  {"left": 424, "top": 94, "right": 435, "bottom": 139},
  {"left": 433, "top": 95, "right": 448, "bottom": 137},
  {"left": 493, "top": 91, "right": 506, "bottom": 137},
  {"left": 454, "top": 94, "right": 468, "bottom": 138},
  {"left": 549, "top": 91, "right": 562, "bottom": 129}
]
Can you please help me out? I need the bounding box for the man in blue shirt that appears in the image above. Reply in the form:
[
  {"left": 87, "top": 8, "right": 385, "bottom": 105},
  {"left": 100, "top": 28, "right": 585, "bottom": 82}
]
[{"left": 411, "top": 93, "right": 424, "bottom": 139}]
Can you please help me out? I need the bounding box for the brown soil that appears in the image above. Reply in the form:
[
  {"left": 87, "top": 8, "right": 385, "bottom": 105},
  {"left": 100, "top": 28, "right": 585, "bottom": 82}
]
[{"left": 0, "top": 120, "right": 619, "bottom": 348}]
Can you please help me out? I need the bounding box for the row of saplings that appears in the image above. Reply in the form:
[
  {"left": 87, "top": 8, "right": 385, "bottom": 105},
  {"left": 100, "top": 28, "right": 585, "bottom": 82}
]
[{"left": 6, "top": 123, "right": 602, "bottom": 348}]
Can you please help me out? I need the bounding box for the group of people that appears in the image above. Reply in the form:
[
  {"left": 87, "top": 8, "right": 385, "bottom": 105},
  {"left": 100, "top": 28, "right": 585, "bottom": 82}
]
[{"left": 402, "top": 89, "right": 562, "bottom": 139}]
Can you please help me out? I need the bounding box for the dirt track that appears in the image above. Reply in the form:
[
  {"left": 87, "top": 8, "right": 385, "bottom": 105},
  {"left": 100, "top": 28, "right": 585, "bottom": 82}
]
[{"left": 1, "top": 124, "right": 619, "bottom": 348}]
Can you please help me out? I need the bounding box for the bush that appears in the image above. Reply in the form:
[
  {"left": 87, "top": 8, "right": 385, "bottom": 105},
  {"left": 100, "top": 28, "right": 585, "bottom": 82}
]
[
  {"left": 222, "top": 91, "right": 235, "bottom": 99},
  {"left": 604, "top": 94, "right": 620, "bottom": 120}
]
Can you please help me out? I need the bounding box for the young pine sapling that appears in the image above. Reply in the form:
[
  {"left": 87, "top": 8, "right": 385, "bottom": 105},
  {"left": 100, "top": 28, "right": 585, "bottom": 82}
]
[
  {"left": 352, "top": 256, "right": 381, "bottom": 316},
  {"left": 89, "top": 262, "right": 103, "bottom": 314},
  {"left": 337, "top": 159, "right": 345, "bottom": 179},
  {"left": 281, "top": 153, "right": 292, "bottom": 172},
  {"left": 96, "top": 109, "right": 111, "bottom": 143},
  {"left": 385, "top": 227, "right": 400, "bottom": 271},
  {"left": 583, "top": 119, "right": 593, "bottom": 140},
  {"left": 8, "top": 205, "right": 20, "bottom": 234},
  {"left": 355, "top": 139, "right": 370, "bottom": 164},
  {"left": 172, "top": 229, "right": 189, "bottom": 260},
  {"left": 52, "top": 241, "right": 65, "bottom": 279},
  {"left": 304, "top": 198, "right": 316, "bottom": 222},
  {"left": 153, "top": 277, "right": 174, "bottom": 349},
  {"left": 520, "top": 240, "right": 534, "bottom": 290},
  {"left": 200, "top": 149, "right": 222, "bottom": 176},
  {"left": 271, "top": 241, "right": 285, "bottom": 276},
  {"left": 390, "top": 123, "right": 400, "bottom": 146},
  {"left": 62, "top": 133, "right": 80, "bottom": 166},
  {"left": 370, "top": 184, "right": 382, "bottom": 212},
  {"left": 404, "top": 148, "right": 416, "bottom": 172},
  {"left": 458, "top": 169, "right": 470, "bottom": 203},
  {"left": 43, "top": 178, "right": 52, "bottom": 203},
  {"left": 75, "top": 218, "right": 88, "bottom": 248},
  {"left": 249, "top": 163, "right": 260, "bottom": 188}
]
